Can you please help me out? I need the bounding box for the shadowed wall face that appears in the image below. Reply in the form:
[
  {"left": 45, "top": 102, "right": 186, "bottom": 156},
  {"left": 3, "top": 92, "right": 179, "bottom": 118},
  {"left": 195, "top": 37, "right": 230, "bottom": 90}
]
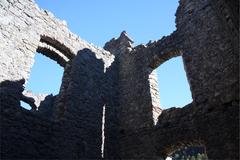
[
  {"left": 152, "top": 0, "right": 239, "bottom": 158},
  {"left": 54, "top": 49, "right": 106, "bottom": 158},
  {"left": 0, "top": 48, "right": 113, "bottom": 159},
  {"left": 176, "top": 0, "right": 239, "bottom": 104}
]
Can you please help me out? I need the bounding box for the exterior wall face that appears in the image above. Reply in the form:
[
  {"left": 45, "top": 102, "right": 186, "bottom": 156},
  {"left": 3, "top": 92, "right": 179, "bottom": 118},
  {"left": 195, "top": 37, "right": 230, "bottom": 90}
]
[{"left": 0, "top": 0, "right": 239, "bottom": 159}]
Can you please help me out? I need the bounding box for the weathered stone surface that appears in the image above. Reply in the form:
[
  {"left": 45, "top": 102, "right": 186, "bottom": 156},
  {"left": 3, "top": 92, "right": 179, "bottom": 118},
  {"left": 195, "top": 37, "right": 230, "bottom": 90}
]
[
  {"left": 0, "top": 0, "right": 238, "bottom": 159},
  {"left": 0, "top": 0, "right": 114, "bottom": 83}
]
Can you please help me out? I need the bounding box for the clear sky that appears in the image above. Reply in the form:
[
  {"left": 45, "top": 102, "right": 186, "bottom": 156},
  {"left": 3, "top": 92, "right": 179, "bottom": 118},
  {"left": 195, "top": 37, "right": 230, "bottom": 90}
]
[{"left": 25, "top": 0, "right": 192, "bottom": 109}]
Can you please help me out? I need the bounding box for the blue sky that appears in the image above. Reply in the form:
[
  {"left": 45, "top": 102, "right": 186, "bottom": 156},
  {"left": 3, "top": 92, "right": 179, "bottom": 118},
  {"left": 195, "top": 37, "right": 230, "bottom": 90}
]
[{"left": 25, "top": 0, "right": 192, "bottom": 109}]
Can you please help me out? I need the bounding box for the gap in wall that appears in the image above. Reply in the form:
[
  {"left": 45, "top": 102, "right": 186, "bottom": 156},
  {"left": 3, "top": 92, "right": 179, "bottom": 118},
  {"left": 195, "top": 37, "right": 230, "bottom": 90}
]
[
  {"left": 156, "top": 56, "right": 192, "bottom": 109},
  {"left": 21, "top": 53, "right": 63, "bottom": 110},
  {"left": 20, "top": 101, "right": 32, "bottom": 110},
  {"left": 21, "top": 53, "right": 64, "bottom": 110},
  {"left": 25, "top": 53, "right": 64, "bottom": 95}
]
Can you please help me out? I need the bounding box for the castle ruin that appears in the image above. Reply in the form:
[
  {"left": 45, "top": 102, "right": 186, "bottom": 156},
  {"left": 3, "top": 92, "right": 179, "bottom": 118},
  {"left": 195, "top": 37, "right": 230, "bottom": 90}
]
[{"left": 0, "top": 0, "right": 239, "bottom": 159}]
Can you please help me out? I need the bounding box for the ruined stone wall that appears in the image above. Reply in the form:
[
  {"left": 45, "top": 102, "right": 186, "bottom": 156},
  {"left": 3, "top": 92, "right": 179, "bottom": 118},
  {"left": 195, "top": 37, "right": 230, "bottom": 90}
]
[
  {"left": 104, "top": 0, "right": 239, "bottom": 159},
  {"left": 0, "top": 0, "right": 113, "bottom": 83},
  {"left": 175, "top": 0, "right": 238, "bottom": 105},
  {"left": 0, "top": 0, "right": 239, "bottom": 159},
  {"left": 104, "top": 32, "right": 161, "bottom": 158},
  {"left": 0, "top": 0, "right": 115, "bottom": 159}
]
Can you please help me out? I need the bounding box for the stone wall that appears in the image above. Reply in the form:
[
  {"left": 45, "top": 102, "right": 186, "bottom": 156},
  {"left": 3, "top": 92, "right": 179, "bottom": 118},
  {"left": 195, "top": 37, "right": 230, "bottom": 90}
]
[
  {"left": 0, "top": 0, "right": 113, "bottom": 82},
  {"left": 0, "top": 0, "right": 239, "bottom": 159}
]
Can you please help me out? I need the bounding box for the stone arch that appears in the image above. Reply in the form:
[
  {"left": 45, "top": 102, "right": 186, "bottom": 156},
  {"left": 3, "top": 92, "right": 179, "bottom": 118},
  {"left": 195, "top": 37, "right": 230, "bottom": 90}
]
[
  {"left": 36, "top": 35, "right": 75, "bottom": 67},
  {"left": 163, "top": 140, "right": 206, "bottom": 157},
  {"left": 20, "top": 35, "right": 74, "bottom": 109},
  {"left": 155, "top": 138, "right": 206, "bottom": 159},
  {"left": 149, "top": 49, "right": 182, "bottom": 70},
  {"left": 148, "top": 49, "right": 186, "bottom": 122}
]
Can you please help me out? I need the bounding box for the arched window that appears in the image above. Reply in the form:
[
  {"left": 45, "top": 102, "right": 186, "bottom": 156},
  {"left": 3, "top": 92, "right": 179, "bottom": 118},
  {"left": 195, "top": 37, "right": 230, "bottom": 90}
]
[
  {"left": 26, "top": 53, "right": 63, "bottom": 94},
  {"left": 150, "top": 56, "right": 192, "bottom": 112},
  {"left": 20, "top": 35, "right": 73, "bottom": 110},
  {"left": 156, "top": 56, "right": 192, "bottom": 109},
  {"left": 20, "top": 53, "right": 64, "bottom": 110}
]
